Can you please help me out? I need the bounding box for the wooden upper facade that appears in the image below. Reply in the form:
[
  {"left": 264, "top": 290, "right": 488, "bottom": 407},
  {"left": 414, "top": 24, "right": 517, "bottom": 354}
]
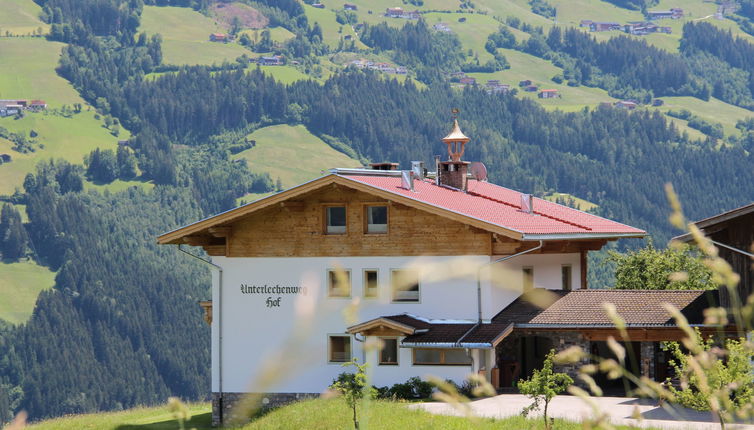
[{"left": 159, "top": 173, "right": 637, "bottom": 264}]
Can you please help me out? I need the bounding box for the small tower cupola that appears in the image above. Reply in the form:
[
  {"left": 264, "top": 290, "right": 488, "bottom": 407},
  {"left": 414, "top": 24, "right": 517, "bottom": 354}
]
[
  {"left": 442, "top": 118, "right": 470, "bottom": 162},
  {"left": 438, "top": 114, "right": 471, "bottom": 191}
]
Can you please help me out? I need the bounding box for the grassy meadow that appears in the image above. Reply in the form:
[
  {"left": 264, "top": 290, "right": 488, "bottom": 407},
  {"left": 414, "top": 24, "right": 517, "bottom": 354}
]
[
  {"left": 0, "top": 111, "right": 129, "bottom": 194},
  {"left": 0, "top": 0, "right": 49, "bottom": 35},
  {"left": 233, "top": 124, "right": 362, "bottom": 189},
  {"left": 139, "top": 6, "right": 248, "bottom": 66},
  {"left": 302, "top": 3, "right": 364, "bottom": 49},
  {"left": 24, "top": 398, "right": 663, "bottom": 430},
  {"left": 0, "top": 259, "right": 55, "bottom": 324},
  {"left": 0, "top": 38, "right": 84, "bottom": 106}
]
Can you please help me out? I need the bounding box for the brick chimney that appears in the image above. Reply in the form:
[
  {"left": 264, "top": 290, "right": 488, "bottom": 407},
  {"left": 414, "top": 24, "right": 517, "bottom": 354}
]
[{"left": 438, "top": 118, "right": 470, "bottom": 191}]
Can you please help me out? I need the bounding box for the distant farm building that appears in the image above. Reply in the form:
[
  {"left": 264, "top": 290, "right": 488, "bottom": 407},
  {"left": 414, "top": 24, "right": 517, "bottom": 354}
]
[
  {"left": 538, "top": 89, "right": 560, "bottom": 99},
  {"left": 210, "top": 33, "right": 228, "bottom": 42},
  {"left": 624, "top": 22, "right": 671, "bottom": 35},
  {"left": 344, "top": 3, "right": 357, "bottom": 10},
  {"left": 647, "top": 8, "right": 683, "bottom": 20},
  {"left": 258, "top": 55, "right": 284, "bottom": 66},
  {"left": 615, "top": 100, "right": 638, "bottom": 110},
  {"left": 523, "top": 84, "right": 538, "bottom": 92},
  {"left": 312, "top": 3, "right": 325, "bottom": 8},
  {"left": 29, "top": 100, "right": 47, "bottom": 110},
  {"left": 459, "top": 77, "right": 476, "bottom": 85},
  {"left": 485, "top": 80, "right": 510, "bottom": 94},
  {"left": 385, "top": 7, "right": 420, "bottom": 19},
  {"left": 433, "top": 23, "right": 452, "bottom": 32},
  {"left": 580, "top": 19, "right": 593, "bottom": 27},
  {"left": 590, "top": 22, "right": 621, "bottom": 32}
]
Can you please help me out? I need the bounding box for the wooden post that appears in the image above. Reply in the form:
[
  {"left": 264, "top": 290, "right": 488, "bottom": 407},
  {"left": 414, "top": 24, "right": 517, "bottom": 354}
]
[{"left": 580, "top": 250, "right": 588, "bottom": 289}]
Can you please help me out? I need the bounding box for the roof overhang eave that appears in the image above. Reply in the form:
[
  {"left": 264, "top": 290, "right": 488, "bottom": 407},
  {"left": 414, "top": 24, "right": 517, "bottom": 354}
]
[
  {"left": 400, "top": 342, "right": 492, "bottom": 349},
  {"left": 521, "top": 232, "right": 646, "bottom": 241}
]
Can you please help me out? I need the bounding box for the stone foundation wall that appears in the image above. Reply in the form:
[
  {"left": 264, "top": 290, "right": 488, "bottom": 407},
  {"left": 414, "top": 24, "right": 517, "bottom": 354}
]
[{"left": 212, "top": 392, "right": 318, "bottom": 427}]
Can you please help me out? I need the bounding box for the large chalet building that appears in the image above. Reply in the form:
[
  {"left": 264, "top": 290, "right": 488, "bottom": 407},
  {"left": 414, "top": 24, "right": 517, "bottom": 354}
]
[{"left": 159, "top": 120, "right": 721, "bottom": 426}]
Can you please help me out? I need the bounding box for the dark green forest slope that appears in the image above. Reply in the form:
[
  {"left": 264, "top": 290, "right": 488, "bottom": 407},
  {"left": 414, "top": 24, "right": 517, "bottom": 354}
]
[{"left": 1, "top": 0, "right": 754, "bottom": 422}]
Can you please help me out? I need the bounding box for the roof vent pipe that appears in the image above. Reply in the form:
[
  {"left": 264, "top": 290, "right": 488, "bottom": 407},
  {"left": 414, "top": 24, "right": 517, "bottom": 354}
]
[
  {"left": 400, "top": 170, "right": 414, "bottom": 191},
  {"left": 521, "top": 193, "right": 533, "bottom": 214},
  {"left": 434, "top": 156, "right": 441, "bottom": 185},
  {"left": 411, "top": 161, "right": 425, "bottom": 180}
]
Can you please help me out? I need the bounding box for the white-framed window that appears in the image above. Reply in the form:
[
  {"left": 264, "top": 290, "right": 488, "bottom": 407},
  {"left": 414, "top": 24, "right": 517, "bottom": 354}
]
[
  {"left": 364, "top": 269, "right": 378, "bottom": 298},
  {"left": 328, "top": 335, "right": 352, "bottom": 363},
  {"left": 379, "top": 338, "right": 399, "bottom": 365},
  {"left": 413, "top": 348, "right": 471, "bottom": 365},
  {"left": 391, "top": 269, "right": 420, "bottom": 303},
  {"left": 365, "top": 205, "right": 388, "bottom": 234},
  {"left": 325, "top": 205, "right": 347, "bottom": 234},
  {"left": 522, "top": 266, "right": 533, "bottom": 291},
  {"left": 328, "top": 269, "right": 352, "bottom": 298},
  {"left": 562, "top": 265, "right": 572, "bottom": 291}
]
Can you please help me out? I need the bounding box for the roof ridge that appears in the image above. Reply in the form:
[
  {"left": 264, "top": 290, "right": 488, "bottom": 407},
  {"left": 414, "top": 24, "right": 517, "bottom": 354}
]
[{"left": 466, "top": 190, "right": 593, "bottom": 232}]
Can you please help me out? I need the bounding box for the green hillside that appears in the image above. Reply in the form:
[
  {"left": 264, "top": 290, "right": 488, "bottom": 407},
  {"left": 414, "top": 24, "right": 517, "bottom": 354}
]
[
  {"left": 233, "top": 124, "right": 362, "bottom": 189},
  {"left": 25, "top": 403, "right": 211, "bottom": 430},
  {"left": 302, "top": 3, "right": 363, "bottom": 48},
  {"left": 0, "top": 0, "right": 49, "bottom": 36},
  {"left": 0, "top": 259, "right": 55, "bottom": 325},
  {"left": 0, "top": 38, "right": 84, "bottom": 106},
  {"left": 0, "top": 111, "right": 130, "bottom": 194},
  {"left": 139, "top": 6, "right": 248, "bottom": 66}
]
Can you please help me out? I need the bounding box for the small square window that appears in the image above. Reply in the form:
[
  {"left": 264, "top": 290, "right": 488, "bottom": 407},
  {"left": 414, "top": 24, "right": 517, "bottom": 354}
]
[
  {"left": 329, "top": 335, "right": 351, "bottom": 363},
  {"left": 522, "top": 267, "right": 533, "bottom": 291},
  {"left": 562, "top": 265, "right": 572, "bottom": 291},
  {"left": 364, "top": 269, "right": 378, "bottom": 298},
  {"left": 392, "top": 269, "right": 419, "bottom": 302},
  {"left": 326, "top": 206, "right": 346, "bottom": 234},
  {"left": 328, "top": 269, "right": 352, "bottom": 297},
  {"left": 380, "top": 338, "right": 399, "bottom": 365},
  {"left": 366, "top": 205, "right": 388, "bottom": 234}
]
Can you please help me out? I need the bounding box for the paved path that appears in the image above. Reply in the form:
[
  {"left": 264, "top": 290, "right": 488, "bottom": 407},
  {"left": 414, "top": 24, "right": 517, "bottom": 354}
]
[{"left": 412, "top": 394, "right": 754, "bottom": 429}]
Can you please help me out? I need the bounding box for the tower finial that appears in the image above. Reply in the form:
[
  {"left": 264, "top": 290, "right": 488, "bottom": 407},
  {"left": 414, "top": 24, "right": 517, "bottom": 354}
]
[{"left": 442, "top": 112, "right": 470, "bottom": 162}]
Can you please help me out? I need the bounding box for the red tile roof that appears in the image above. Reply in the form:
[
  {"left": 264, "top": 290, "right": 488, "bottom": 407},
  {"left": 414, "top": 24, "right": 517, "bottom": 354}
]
[{"left": 339, "top": 175, "right": 645, "bottom": 239}]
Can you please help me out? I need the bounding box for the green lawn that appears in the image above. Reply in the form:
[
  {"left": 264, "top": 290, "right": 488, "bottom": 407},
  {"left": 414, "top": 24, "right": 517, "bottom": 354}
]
[
  {"left": 24, "top": 398, "right": 660, "bottom": 430},
  {"left": 473, "top": 0, "right": 552, "bottom": 27},
  {"left": 468, "top": 48, "right": 615, "bottom": 110},
  {"left": 139, "top": 6, "right": 249, "bottom": 66},
  {"left": 0, "top": 111, "right": 129, "bottom": 194},
  {"left": 233, "top": 124, "right": 361, "bottom": 189},
  {"left": 0, "top": 0, "right": 49, "bottom": 35},
  {"left": 544, "top": 192, "right": 598, "bottom": 211},
  {"left": 239, "top": 26, "right": 296, "bottom": 45},
  {"left": 655, "top": 96, "right": 754, "bottom": 136},
  {"left": 255, "top": 65, "right": 315, "bottom": 85},
  {"left": 423, "top": 13, "right": 508, "bottom": 63},
  {"left": 0, "top": 259, "right": 55, "bottom": 325},
  {"left": 83, "top": 178, "right": 154, "bottom": 194},
  {"left": 303, "top": 4, "right": 363, "bottom": 49},
  {"left": 0, "top": 38, "right": 84, "bottom": 106},
  {"left": 25, "top": 403, "right": 211, "bottom": 430}
]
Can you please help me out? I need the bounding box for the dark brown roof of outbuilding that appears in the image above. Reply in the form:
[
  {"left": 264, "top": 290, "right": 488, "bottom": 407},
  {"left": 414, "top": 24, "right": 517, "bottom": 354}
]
[{"left": 526, "top": 289, "right": 715, "bottom": 326}]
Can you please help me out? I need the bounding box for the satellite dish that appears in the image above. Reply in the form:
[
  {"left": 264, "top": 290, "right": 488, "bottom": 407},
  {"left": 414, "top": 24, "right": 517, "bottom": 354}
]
[{"left": 470, "top": 162, "right": 488, "bottom": 182}]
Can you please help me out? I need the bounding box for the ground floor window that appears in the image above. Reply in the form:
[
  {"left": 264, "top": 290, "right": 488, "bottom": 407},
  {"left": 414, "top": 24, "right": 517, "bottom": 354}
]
[
  {"left": 329, "top": 335, "right": 351, "bottom": 363},
  {"left": 413, "top": 348, "right": 471, "bottom": 365},
  {"left": 380, "top": 338, "right": 399, "bottom": 365}
]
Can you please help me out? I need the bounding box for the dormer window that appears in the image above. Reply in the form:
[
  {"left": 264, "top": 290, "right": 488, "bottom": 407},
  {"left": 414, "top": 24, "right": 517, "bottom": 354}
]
[
  {"left": 325, "top": 205, "right": 346, "bottom": 234},
  {"left": 365, "top": 205, "right": 388, "bottom": 234}
]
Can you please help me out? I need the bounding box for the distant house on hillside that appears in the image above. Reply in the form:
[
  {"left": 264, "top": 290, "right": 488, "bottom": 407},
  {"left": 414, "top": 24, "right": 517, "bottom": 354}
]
[
  {"left": 433, "top": 23, "right": 452, "bottom": 32},
  {"left": 459, "top": 76, "right": 476, "bottom": 85},
  {"left": 624, "top": 22, "right": 672, "bottom": 35},
  {"left": 647, "top": 8, "right": 683, "bottom": 20},
  {"left": 210, "top": 33, "right": 228, "bottom": 42},
  {"left": 29, "top": 100, "right": 47, "bottom": 111},
  {"left": 523, "top": 84, "right": 538, "bottom": 92},
  {"left": 344, "top": 3, "right": 357, "bottom": 10},
  {"left": 538, "top": 89, "right": 560, "bottom": 99},
  {"left": 258, "top": 56, "right": 284, "bottom": 66},
  {"left": 614, "top": 100, "right": 638, "bottom": 110},
  {"left": 312, "top": 3, "right": 325, "bottom": 8},
  {"left": 580, "top": 19, "right": 593, "bottom": 27},
  {"left": 485, "top": 80, "right": 510, "bottom": 94},
  {"left": 590, "top": 22, "right": 621, "bottom": 32},
  {"left": 385, "top": 7, "right": 419, "bottom": 19}
]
